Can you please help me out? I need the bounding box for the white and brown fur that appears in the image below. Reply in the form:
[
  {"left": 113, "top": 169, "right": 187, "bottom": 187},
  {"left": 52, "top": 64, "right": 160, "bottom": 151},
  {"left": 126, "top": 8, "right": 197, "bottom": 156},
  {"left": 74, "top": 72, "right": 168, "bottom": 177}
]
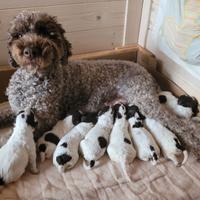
[
  {"left": 127, "top": 105, "right": 160, "bottom": 165},
  {"left": 0, "top": 109, "right": 38, "bottom": 188},
  {"left": 107, "top": 104, "right": 136, "bottom": 181},
  {"left": 37, "top": 111, "right": 83, "bottom": 162},
  {"left": 145, "top": 118, "right": 188, "bottom": 166},
  {"left": 2, "top": 11, "right": 200, "bottom": 160},
  {"left": 53, "top": 112, "right": 97, "bottom": 172},
  {"left": 80, "top": 106, "right": 113, "bottom": 169}
]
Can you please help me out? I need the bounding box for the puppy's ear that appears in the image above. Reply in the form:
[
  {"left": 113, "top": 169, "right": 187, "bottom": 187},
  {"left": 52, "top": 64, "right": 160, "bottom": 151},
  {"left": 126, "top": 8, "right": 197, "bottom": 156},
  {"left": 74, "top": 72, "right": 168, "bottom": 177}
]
[
  {"left": 8, "top": 50, "right": 20, "bottom": 68},
  {"left": 17, "top": 110, "right": 24, "bottom": 116},
  {"left": 138, "top": 111, "right": 146, "bottom": 120}
]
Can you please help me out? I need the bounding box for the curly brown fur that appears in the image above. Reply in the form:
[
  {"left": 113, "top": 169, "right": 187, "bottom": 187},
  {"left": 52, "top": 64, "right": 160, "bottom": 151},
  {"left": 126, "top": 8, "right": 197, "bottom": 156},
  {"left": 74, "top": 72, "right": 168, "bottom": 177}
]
[
  {"left": 2, "top": 11, "right": 200, "bottom": 159},
  {"left": 0, "top": 104, "right": 15, "bottom": 128}
]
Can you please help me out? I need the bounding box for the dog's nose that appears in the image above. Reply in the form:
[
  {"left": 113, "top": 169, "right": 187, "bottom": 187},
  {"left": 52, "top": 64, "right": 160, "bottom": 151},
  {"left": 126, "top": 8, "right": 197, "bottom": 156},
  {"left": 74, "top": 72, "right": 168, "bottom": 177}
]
[{"left": 23, "top": 47, "right": 41, "bottom": 58}]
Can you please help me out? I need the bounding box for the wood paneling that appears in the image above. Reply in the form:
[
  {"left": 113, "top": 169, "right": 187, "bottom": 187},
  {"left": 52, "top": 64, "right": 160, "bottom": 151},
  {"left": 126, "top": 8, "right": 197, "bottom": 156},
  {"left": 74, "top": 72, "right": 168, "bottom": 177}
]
[
  {"left": 0, "top": 0, "right": 122, "bottom": 10},
  {"left": 123, "top": 0, "right": 143, "bottom": 46},
  {"left": 0, "top": 1, "right": 125, "bottom": 40},
  {"left": 67, "top": 26, "right": 124, "bottom": 54}
]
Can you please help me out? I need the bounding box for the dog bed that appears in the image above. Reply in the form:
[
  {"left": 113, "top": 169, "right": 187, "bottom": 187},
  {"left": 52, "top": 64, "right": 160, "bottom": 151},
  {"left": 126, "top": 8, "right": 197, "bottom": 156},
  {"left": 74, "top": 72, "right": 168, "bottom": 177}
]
[
  {"left": 0, "top": 125, "right": 200, "bottom": 200},
  {"left": 0, "top": 46, "right": 199, "bottom": 199}
]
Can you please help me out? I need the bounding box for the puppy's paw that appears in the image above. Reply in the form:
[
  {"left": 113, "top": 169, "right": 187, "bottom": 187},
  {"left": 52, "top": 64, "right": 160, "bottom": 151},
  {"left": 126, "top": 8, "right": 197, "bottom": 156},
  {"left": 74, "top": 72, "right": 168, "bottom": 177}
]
[
  {"left": 40, "top": 153, "right": 46, "bottom": 162},
  {"left": 30, "top": 167, "right": 40, "bottom": 174}
]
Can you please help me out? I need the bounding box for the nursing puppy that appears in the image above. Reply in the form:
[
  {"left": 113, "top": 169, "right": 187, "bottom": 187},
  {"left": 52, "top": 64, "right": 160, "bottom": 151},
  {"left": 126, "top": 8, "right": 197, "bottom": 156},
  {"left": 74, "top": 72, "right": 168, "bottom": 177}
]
[
  {"left": 107, "top": 104, "right": 136, "bottom": 181},
  {"left": 80, "top": 106, "right": 113, "bottom": 169},
  {"left": 159, "top": 91, "right": 199, "bottom": 119},
  {"left": 53, "top": 112, "right": 97, "bottom": 172},
  {"left": 37, "top": 111, "right": 82, "bottom": 162},
  {"left": 127, "top": 105, "right": 160, "bottom": 165},
  {"left": 145, "top": 118, "right": 188, "bottom": 166},
  {"left": 0, "top": 109, "right": 38, "bottom": 187}
]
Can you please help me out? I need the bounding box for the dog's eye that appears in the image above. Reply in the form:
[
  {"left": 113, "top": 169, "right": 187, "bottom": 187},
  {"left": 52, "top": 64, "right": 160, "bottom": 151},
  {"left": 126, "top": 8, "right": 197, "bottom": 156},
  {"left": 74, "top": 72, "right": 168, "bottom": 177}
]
[
  {"left": 49, "top": 31, "right": 57, "bottom": 39},
  {"left": 12, "top": 33, "right": 23, "bottom": 39},
  {"left": 50, "top": 32, "right": 55, "bottom": 36}
]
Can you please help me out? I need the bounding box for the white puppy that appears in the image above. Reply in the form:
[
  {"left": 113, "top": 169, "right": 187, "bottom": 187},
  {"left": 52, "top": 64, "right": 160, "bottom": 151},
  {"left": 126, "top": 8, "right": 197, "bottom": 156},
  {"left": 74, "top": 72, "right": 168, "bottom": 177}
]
[
  {"left": 53, "top": 112, "right": 97, "bottom": 173},
  {"left": 0, "top": 109, "right": 38, "bottom": 187},
  {"left": 107, "top": 104, "right": 136, "bottom": 181},
  {"left": 80, "top": 106, "right": 113, "bottom": 169},
  {"left": 127, "top": 105, "right": 160, "bottom": 165},
  {"left": 159, "top": 91, "right": 199, "bottom": 119},
  {"left": 145, "top": 118, "right": 188, "bottom": 166},
  {"left": 37, "top": 111, "right": 83, "bottom": 162}
]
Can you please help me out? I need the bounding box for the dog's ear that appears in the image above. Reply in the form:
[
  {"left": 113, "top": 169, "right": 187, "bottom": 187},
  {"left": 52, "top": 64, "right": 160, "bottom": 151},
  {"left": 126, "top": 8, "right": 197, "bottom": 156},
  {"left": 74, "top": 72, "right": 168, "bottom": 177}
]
[
  {"left": 61, "top": 37, "right": 72, "bottom": 65},
  {"left": 54, "top": 19, "right": 72, "bottom": 65},
  {"left": 8, "top": 49, "right": 20, "bottom": 68}
]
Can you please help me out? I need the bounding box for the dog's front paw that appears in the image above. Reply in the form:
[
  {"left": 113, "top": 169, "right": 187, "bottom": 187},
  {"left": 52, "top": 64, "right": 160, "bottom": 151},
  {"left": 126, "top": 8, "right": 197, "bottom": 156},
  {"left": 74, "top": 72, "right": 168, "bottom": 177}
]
[{"left": 30, "top": 167, "right": 40, "bottom": 174}]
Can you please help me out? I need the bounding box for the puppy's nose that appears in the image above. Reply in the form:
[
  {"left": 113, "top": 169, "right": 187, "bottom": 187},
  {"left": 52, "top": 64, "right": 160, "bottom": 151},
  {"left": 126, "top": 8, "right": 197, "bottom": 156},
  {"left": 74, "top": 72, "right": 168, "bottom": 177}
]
[{"left": 23, "top": 47, "right": 41, "bottom": 58}]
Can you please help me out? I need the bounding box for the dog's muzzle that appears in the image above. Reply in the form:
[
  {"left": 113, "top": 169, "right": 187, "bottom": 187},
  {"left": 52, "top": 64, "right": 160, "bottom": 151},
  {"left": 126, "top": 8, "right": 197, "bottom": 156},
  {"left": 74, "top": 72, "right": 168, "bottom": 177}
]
[{"left": 23, "top": 46, "right": 42, "bottom": 60}]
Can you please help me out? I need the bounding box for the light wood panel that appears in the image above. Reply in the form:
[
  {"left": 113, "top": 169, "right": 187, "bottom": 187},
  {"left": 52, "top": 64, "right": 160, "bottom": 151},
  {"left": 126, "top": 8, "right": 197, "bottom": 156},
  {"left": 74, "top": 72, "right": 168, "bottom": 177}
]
[
  {"left": 67, "top": 26, "right": 124, "bottom": 54},
  {"left": 0, "top": 1, "right": 125, "bottom": 41},
  {"left": 0, "top": 0, "right": 122, "bottom": 10},
  {"left": 123, "top": 0, "right": 143, "bottom": 46},
  {"left": 138, "top": 0, "right": 152, "bottom": 46}
]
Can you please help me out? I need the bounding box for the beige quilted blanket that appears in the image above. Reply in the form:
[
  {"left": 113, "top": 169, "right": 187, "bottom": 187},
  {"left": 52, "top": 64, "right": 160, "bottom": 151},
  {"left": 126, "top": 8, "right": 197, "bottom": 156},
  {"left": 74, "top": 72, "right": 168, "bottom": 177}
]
[{"left": 0, "top": 126, "right": 200, "bottom": 200}]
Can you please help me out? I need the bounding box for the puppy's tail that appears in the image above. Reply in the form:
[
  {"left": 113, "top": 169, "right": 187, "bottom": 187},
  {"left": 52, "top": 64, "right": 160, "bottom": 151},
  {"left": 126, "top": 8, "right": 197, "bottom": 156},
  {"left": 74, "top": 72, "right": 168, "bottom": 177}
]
[
  {"left": 0, "top": 102, "right": 15, "bottom": 128},
  {"left": 39, "top": 152, "right": 46, "bottom": 163},
  {"left": 58, "top": 165, "right": 65, "bottom": 173},
  {"left": 181, "top": 150, "right": 189, "bottom": 165},
  {"left": 120, "top": 161, "right": 132, "bottom": 182}
]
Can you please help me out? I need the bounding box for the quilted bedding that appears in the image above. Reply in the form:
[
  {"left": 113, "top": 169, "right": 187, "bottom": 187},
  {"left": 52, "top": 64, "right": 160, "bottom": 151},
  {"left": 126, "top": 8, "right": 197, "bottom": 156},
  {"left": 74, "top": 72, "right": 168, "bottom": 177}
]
[{"left": 0, "top": 126, "right": 200, "bottom": 200}]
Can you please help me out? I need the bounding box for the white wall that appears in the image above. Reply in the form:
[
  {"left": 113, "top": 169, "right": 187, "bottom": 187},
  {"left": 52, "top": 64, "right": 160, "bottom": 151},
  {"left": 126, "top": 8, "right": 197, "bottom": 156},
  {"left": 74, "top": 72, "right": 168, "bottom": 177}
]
[{"left": 0, "top": 0, "right": 143, "bottom": 65}]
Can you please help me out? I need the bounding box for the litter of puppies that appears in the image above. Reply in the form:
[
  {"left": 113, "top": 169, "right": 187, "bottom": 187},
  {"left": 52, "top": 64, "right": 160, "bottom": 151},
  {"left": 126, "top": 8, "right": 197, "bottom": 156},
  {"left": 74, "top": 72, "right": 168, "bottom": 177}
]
[{"left": 0, "top": 91, "right": 197, "bottom": 187}]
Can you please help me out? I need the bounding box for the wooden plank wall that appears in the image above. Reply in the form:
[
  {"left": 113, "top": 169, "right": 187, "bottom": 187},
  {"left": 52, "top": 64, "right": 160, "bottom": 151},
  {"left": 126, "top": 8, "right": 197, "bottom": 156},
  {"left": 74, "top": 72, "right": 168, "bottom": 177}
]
[{"left": 0, "top": 0, "right": 143, "bottom": 65}]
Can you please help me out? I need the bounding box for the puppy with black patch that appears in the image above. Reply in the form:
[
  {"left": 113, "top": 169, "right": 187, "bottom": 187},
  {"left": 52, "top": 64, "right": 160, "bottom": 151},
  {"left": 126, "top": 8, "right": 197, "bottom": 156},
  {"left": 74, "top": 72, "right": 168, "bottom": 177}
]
[
  {"left": 107, "top": 104, "right": 136, "bottom": 181},
  {"left": 145, "top": 118, "right": 188, "bottom": 166},
  {"left": 0, "top": 109, "right": 38, "bottom": 188},
  {"left": 53, "top": 112, "right": 97, "bottom": 172},
  {"left": 159, "top": 91, "right": 199, "bottom": 119},
  {"left": 37, "top": 111, "right": 82, "bottom": 162},
  {"left": 127, "top": 105, "right": 160, "bottom": 165},
  {"left": 80, "top": 106, "right": 113, "bottom": 169}
]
